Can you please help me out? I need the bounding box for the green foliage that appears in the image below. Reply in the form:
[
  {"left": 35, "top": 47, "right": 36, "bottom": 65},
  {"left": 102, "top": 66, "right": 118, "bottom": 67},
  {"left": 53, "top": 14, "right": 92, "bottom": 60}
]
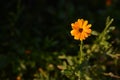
[{"left": 58, "top": 17, "right": 120, "bottom": 80}]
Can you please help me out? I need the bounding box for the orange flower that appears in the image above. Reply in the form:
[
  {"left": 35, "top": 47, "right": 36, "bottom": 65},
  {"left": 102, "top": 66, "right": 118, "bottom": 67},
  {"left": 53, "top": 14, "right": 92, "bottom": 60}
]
[
  {"left": 25, "top": 50, "right": 31, "bottom": 54},
  {"left": 16, "top": 76, "right": 21, "bottom": 80},
  {"left": 106, "top": 0, "right": 112, "bottom": 7},
  {"left": 70, "top": 19, "right": 92, "bottom": 41}
]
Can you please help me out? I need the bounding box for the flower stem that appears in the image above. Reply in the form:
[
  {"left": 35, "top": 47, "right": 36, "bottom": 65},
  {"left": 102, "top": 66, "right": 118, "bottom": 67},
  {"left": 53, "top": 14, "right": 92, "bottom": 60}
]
[
  {"left": 79, "top": 40, "right": 83, "bottom": 64},
  {"left": 96, "top": 17, "right": 113, "bottom": 42}
]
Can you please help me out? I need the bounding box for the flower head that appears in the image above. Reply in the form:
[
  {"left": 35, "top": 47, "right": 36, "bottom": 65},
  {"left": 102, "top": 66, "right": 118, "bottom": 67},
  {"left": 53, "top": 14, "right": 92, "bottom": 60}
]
[
  {"left": 70, "top": 19, "right": 92, "bottom": 41},
  {"left": 106, "top": 0, "right": 112, "bottom": 7}
]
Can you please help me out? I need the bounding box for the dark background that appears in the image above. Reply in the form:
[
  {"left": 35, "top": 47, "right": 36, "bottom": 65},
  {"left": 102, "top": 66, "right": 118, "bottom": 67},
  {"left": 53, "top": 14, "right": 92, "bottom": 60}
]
[
  {"left": 0, "top": 0, "right": 120, "bottom": 54},
  {"left": 0, "top": 0, "right": 120, "bottom": 79}
]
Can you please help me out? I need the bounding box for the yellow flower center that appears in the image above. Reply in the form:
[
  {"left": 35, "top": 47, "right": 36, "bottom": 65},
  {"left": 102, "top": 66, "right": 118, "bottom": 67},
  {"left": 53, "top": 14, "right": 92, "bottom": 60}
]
[{"left": 79, "top": 28, "right": 83, "bottom": 33}]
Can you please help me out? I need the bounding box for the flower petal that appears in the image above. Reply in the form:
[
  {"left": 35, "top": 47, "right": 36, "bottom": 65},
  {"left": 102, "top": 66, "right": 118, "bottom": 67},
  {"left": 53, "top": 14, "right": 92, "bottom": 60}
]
[
  {"left": 70, "top": 30, "right": 79, "bottom": 36},
  {"left": 74, "top": 34, "right": 80, "bottom": 40},
  {"left": 82, "top": 20, "right": 88, "bottom": 28},
  {"left": 78, "top": 19, "right": 83, "bottom": 28},
  {"left": 71, "top": 23, "right": 79, "bottom": 29},
  {"left": 86, "top": 24, "right": 92, "bottom": 28}
]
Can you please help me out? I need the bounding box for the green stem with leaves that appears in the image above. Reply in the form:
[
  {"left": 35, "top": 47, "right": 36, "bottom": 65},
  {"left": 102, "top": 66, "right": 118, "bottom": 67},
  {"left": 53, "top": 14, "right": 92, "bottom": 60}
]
[
  {"left": 79, "top": 40, "right": 83, "bottom": 64},
  {"left": 97, "top": 17, "right": 114, "bottom": 42}
]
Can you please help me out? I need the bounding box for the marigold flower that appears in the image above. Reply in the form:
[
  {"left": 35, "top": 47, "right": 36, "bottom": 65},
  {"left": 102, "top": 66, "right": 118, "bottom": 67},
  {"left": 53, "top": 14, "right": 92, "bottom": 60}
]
[
  {"left": 16, "top": 76, "right": 21, "bottom": 80},
  {"left": 25, "top": 50, "right": 31, "bottom": 54},
  {"left": 70, "top": 19, "right": 92, "bottom": 41},
  {"left": 106, "top": 0, "right": 112, "bottom": 7}
]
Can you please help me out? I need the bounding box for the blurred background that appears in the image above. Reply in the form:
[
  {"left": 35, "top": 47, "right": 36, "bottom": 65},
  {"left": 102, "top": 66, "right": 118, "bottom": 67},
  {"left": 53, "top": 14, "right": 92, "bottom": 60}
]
[{"left": 0, "top": 0, "right": 120, "bottom": 79}]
